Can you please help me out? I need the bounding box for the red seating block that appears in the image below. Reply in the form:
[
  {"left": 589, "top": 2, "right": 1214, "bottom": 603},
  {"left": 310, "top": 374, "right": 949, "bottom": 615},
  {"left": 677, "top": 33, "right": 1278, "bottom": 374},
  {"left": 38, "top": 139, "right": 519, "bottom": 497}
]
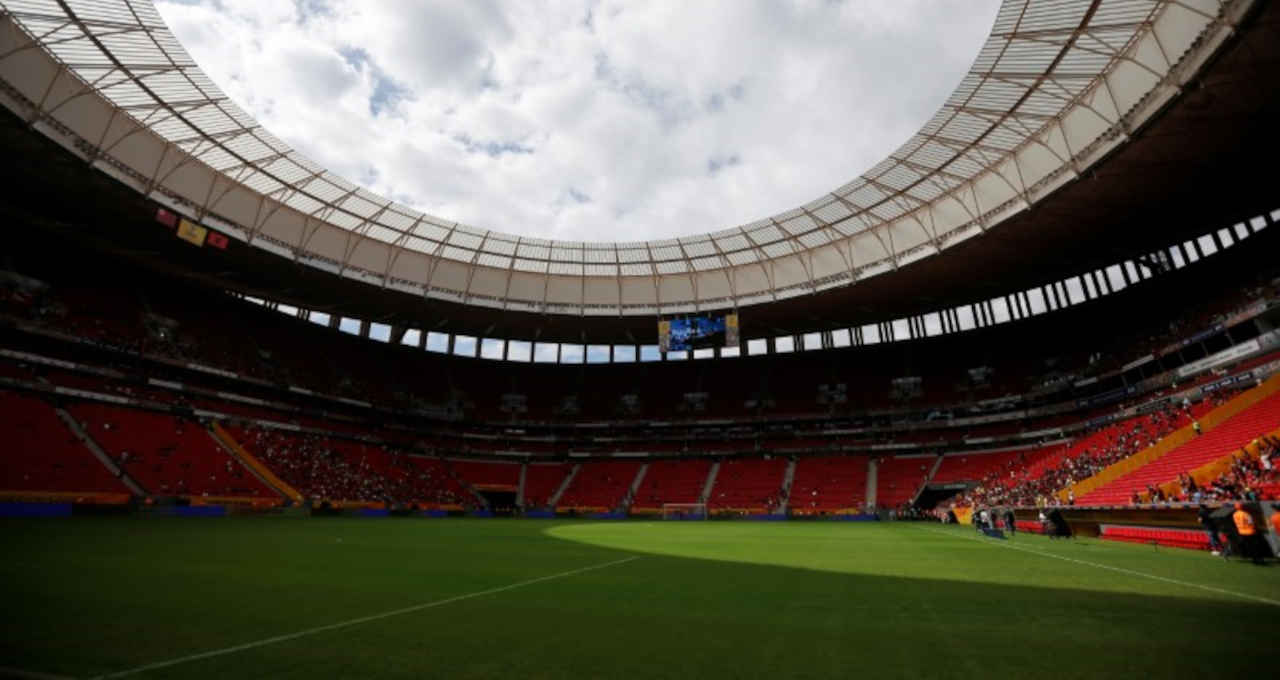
[{"left": 1, "top": 390, "right": 129, "bottom": 494}]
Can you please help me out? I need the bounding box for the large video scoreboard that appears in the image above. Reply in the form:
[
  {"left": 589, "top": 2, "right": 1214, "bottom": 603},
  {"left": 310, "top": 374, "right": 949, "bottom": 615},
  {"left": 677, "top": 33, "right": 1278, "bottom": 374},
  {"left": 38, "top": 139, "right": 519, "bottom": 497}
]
[{"left": 658, "top": 313, "right": 738, "bottom": 352}]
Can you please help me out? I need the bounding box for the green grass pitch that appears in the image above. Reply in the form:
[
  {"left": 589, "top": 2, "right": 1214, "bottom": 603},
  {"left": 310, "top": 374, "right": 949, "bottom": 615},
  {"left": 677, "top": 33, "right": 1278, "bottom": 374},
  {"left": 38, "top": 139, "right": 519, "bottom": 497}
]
[{"left": 1, "top": 518, "right": 1274, "bottom": 679}]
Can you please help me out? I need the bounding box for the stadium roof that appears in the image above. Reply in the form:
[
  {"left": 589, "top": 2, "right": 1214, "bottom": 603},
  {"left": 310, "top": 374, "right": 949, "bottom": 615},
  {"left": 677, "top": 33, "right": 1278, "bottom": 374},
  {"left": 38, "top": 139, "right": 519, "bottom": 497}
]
[{"left": 0, "top": 0, "right": 1251, "bottom": 316}]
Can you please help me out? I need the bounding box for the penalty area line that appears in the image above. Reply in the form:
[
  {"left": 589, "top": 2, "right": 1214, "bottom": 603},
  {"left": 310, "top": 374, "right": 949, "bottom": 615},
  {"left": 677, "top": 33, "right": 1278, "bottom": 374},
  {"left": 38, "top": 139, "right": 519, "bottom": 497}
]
[
  {"left": 89, "top": 555, "right": 641, "bottom": 679},
  {"left": 916, "top": 525, "right": 1280, "bottom": 607}
]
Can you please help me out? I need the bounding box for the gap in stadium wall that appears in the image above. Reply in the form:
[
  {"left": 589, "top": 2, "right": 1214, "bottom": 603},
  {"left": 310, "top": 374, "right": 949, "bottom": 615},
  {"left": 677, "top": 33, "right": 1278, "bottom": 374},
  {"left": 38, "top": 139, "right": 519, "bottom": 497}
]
[{"left": 226, "top": 210, "right": 1277, "bottom": 366}]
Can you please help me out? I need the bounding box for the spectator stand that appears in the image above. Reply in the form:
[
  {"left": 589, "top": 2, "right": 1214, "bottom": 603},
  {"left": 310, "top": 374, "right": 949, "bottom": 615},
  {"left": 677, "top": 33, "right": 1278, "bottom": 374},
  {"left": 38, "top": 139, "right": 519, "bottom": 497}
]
[{"left": 1068, "top": 374, "right": 1280, "bottom": 503}]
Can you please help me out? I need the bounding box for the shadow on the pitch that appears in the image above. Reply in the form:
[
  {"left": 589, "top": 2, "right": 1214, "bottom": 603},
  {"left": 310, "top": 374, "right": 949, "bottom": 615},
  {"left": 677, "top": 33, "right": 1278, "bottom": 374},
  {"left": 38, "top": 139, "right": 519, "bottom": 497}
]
[{"left": 1, "top": 517, "right": 1271, "bottom": 680}]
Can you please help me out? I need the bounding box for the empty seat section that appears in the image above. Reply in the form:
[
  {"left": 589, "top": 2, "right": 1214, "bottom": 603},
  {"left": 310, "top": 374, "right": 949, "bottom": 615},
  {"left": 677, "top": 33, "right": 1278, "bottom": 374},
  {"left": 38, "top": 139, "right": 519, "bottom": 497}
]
[
  {"left": 1014, "top": 520, "right": 1044, "bottom": 534},
  {"left": 1013, "top": 444, "right": 1074, "bottom": 483},
  {"left": 876, "top": 456, "right": 934, "bottom": 508},
  {"left": 558, "top": 461, "right": 641, "bottom": 511},
  {"left": 632, "top": 458, "right": 712, "bottom": 510},
  {"left": 931, "top": 450, "right": 1027, "bottom": 485},
  {"left": 523, "top": 463, "right": 570, "bottom": 508},
  {"left": 450, "top": 459, "right": 520, "bottom": 490},
  {"left": 1079, "top": 390, "right": 1280, "bottom": 505},
  {"left": 708, "top": 457, "right": 787, "bottom": 513},
  {"left": 0, "top": 391, "right": 128, "bottom": 494},
  {"left": 1099, "top": 525, "right": 1212, "bottom": 550},
  {"left": 789, "top": 456, "right": 868, "bottom": 513},
  {"left": 70, "top": 403, "right": 270, "bottom": 498}
]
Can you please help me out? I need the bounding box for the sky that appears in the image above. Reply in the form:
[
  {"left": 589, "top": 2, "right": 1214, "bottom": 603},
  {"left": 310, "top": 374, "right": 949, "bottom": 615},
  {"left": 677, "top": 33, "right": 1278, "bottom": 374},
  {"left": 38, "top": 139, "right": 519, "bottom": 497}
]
[{"left": 156, "top": 0, "right": 999, "bottom": 243}]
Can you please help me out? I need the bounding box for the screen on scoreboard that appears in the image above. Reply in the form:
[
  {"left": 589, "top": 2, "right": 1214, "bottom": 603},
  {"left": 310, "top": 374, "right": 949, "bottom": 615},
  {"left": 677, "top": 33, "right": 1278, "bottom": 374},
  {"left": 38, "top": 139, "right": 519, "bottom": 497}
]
[{"left": 658, "top": 313, "right": 738, "bottom": 351}]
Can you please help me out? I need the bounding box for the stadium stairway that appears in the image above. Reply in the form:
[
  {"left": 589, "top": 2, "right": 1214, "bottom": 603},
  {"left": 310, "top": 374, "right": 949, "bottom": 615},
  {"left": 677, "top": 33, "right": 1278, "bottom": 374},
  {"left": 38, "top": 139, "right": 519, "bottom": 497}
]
[
  {"left": 698, "top": 461, "right": 720, "bottom": 504},
  {"left": 0, "top": 390, "right": 137, "bottom": 500},
  {"left": 866, "top": 458, "right": 879, "bottom": 508},
  {"left": 52, "top": 402, "right": 145, "bottom": 496},
  {"left": 874, "top": 456, "right": 935, "bottom": 508},
  {"left": 705, "top": 457, "right": 787, "bottom": 514},
  {"left": 630, "top": 458, "right": 712, "bottom": 513},
  {"left": 778, "top": 458, "right": 797, "bottom": 514},
  {"left": 547, "top": 464, "right": 579, "bottom": 508},
  {"left": 69, "top": 404, "right": 278, "bottom": 501},
  {"left": 209, "top": 422, "right": 300, "bottom": 504},
  {"left": 788, "top": 456, "right": 869, "bottom": 515},
  {"left": 917, "top": 455, "right": 944, "bottom": 500},
  {"left": 448, "top": 464, "right": 492, "bottom": 510},
  {"left": 558, "top": 461, "right": 641, "bottom": 512},
  {"left": 522, "top": 462, "right": 572, "bottom": 509},
  {"left": 1073, "top": 375, "right": 1280, "bottom": 505},
  {"left": 619, "top": 463, "right": 649, "bottom": 512}
]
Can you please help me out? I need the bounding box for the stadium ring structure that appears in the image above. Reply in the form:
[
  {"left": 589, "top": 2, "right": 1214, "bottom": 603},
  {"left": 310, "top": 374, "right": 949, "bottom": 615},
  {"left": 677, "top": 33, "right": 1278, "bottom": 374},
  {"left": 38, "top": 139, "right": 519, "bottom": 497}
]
[{"left": 0, "top": 0, "right": 1259, "bottom": 320}]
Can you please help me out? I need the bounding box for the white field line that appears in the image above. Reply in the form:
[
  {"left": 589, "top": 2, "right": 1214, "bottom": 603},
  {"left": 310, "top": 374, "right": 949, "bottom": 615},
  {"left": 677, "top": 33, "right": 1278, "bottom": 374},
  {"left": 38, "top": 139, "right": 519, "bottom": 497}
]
[
  {"left": 917, "top": 525, "right": 1280, "bottom": 607},
  {"left": 89, "top": 555, "right": 641, "bottom": 679}
]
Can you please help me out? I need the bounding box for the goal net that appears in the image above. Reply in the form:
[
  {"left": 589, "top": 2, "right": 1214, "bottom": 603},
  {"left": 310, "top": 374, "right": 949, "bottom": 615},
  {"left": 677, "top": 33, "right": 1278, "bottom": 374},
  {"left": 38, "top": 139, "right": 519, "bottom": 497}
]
[{"left": 661, "top": 503, "right": 708, "bottom": 520}]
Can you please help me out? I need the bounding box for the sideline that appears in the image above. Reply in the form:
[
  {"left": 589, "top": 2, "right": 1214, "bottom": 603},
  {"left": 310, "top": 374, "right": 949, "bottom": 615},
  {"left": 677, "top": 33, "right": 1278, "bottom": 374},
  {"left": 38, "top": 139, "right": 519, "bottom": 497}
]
[
  {"left": 916, "top": 524, "right": 1280, "bottom": 607},
  {"left": 89, "top": 555, "right": 641, "bottom": 679}
]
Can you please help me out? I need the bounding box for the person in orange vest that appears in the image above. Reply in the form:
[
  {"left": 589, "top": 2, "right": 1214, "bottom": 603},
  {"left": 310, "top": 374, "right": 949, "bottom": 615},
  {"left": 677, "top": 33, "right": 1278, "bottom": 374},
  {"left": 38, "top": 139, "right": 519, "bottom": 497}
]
[
  {"left": 1232, "top": 502, "right": 1265, "bottom": 565},
  {"left": 1271, "top": 508, "right": 1280, "bottom": 538}
]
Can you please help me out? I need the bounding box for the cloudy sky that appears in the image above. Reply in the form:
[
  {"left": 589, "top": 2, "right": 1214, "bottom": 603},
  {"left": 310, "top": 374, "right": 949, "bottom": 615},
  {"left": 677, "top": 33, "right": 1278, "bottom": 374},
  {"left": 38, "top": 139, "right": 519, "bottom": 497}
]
[{"left": 156, "top": 0, "right": 998, "bottom": 243}]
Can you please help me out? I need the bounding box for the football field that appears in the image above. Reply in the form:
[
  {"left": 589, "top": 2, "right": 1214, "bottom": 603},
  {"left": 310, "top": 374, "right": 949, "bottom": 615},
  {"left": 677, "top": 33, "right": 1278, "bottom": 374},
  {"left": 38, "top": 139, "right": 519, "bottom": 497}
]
[{"left": 2, "top": 517, "right": 1274, "bottom": 679}]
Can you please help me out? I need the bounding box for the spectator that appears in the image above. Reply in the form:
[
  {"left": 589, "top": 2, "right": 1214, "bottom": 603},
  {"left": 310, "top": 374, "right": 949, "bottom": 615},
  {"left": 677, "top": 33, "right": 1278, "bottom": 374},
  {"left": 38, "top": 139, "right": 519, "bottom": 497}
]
[{"left": 1197, "top": 503, "right": 1223, "bottom": 555}]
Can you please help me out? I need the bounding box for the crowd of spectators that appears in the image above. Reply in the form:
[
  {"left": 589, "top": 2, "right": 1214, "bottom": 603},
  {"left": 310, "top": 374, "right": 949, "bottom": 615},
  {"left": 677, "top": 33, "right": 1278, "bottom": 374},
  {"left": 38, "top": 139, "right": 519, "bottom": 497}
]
[
  {"left": 232, "top": 425, "right": 472, "bottom": 508},
  {"left": 955, "top": 395, "right": 1232, "bottom": 508},
  {"left": 1154, "top": 434, "right": 1280, "bottom": 503}
]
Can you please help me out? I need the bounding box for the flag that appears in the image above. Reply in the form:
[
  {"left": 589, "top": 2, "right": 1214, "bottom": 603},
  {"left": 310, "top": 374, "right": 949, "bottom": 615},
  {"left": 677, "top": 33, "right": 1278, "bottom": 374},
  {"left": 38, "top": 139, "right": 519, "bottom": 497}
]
[
  {"left": 176, "top": 218, "right": 207, "bottom": 247},
  {"left": 155, "top": 208, "right": 178, "bottom": 229},
  {"left": 206, "top": 231, "right": 229, "bottom": 250}
]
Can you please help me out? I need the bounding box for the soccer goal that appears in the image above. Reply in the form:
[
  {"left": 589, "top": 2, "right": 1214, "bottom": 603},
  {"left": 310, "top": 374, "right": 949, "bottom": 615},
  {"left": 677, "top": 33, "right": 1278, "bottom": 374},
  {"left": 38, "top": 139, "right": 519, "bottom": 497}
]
[{"left": 661, "top": 503, "right": 708, "bottom": 520}]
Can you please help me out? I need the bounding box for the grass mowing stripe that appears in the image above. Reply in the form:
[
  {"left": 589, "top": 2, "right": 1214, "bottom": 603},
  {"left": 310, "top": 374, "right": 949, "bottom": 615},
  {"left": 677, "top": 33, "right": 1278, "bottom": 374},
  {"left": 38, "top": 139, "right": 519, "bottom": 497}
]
[
  {"left": 88, "top": 555, "right": 641, "bottom": 680},
  {"left": 917, "top": 525, "right": 1280, "bottom": 607}
]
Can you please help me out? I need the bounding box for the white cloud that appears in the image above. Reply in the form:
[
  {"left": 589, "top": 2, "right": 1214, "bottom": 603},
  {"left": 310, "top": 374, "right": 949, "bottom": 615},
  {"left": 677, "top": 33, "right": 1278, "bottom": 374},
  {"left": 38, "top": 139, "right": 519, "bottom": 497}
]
[{"left": 157, "top": 0, "right": 998, "bottom": 242}]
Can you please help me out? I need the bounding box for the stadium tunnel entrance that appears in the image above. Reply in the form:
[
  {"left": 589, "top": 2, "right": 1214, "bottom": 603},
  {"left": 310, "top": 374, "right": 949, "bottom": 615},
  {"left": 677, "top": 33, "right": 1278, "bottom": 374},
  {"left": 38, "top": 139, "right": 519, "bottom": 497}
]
[
  {"left": 915, "top": 485, "right": 965, "bottom": 510},
  {"left": 477, "top": 489, "right": 517, "bottom": 516}
]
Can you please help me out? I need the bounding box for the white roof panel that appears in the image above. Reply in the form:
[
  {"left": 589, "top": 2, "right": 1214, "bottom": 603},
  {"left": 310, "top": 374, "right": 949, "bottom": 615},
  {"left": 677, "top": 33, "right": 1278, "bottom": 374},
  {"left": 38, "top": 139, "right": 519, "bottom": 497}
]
[{"left": 0, "top": 0, "right": 1227, "bottom": 314}]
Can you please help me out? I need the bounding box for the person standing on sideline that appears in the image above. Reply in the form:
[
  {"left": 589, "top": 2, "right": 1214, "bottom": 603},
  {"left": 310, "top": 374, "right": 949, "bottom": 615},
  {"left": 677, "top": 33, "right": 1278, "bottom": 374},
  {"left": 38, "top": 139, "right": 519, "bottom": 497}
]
[
  {"left": 1232, "top": 502, "right": 1264, "bottom": 564},
  {"left": 1198, "top": 503, "right": 1223, "bottom": 555}
]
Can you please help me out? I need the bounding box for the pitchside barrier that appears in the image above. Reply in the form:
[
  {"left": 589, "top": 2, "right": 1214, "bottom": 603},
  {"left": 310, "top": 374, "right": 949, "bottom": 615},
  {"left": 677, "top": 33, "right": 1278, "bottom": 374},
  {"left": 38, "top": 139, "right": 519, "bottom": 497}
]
[
  {"left": 0, "top": 502, "right": 73, "bottom": 517},
  {"left": 1011, "top": 504, "right": 1279, "bottom": 550}
]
